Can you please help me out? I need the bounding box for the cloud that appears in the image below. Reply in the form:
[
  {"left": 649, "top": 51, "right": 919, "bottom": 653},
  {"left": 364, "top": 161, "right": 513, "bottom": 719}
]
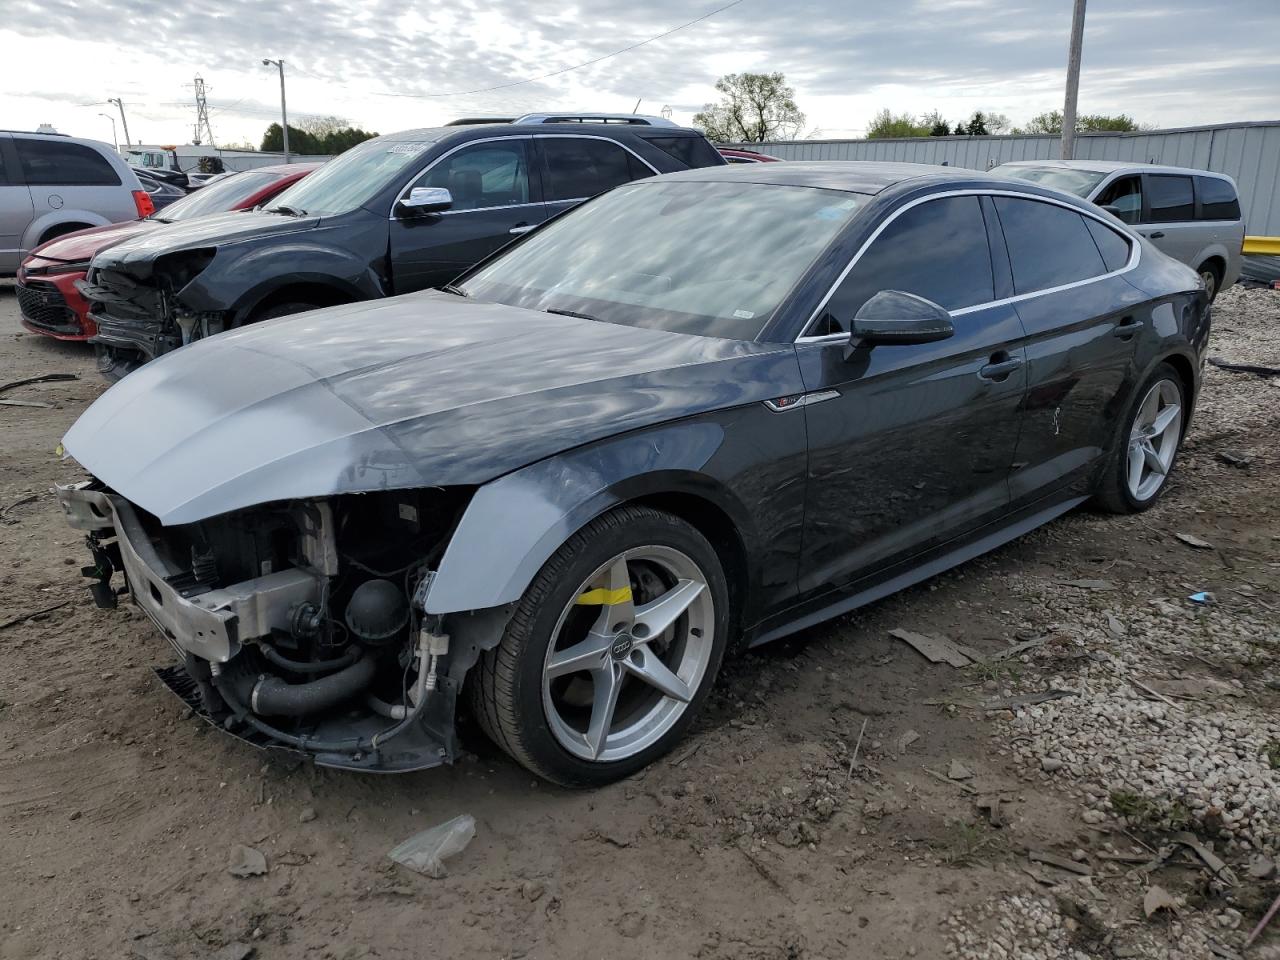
[{"left": 2, "top": 0, "right": 1277, "bottom": 145}]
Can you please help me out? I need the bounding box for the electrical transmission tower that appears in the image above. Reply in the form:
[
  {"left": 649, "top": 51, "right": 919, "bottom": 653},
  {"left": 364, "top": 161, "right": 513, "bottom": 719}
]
[{"left": 190, "top": 75, "right": 216, "bottom": 146}]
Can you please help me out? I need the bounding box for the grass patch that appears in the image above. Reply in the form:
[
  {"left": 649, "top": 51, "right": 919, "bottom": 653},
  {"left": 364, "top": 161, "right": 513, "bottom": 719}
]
[
  {"left": 938, "top": 820, "right": 999, "bottom": 867},
  {"left": 1109, "top": 790, "right": 1193, "bottom": 831},
  {"left": 1265, "top": 740, "right": 1280, "bottom": 771}
]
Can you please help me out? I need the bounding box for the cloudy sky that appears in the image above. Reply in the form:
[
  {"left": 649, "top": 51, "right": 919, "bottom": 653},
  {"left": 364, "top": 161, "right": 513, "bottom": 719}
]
[{"left": 2, "top": 0, "right": 1277, "bottom": 150}]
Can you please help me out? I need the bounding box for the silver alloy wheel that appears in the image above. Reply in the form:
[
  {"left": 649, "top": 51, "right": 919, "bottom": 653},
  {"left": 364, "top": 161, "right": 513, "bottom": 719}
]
[
  {"left": 1126, "top": 379, "right": 1182, "bottom": 501},
  {"left": 1200, "top": 269, "right": 1218, "bottom": 302},
  {"left": 541, "top": 545, "right": 715, "bottom": 763}
]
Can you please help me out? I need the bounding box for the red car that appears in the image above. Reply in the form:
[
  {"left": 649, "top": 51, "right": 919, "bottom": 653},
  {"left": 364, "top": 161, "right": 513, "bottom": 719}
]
[
  {"left": 717, "top": 147, "right": 782, "bottom": 164},
  {"left": 16, "top": 163, "right": 319, "bottom": 340}
]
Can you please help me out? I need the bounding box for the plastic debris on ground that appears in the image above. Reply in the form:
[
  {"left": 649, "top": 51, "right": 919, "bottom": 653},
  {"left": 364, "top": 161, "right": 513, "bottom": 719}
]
[{"left": 389, "top": 814, "right": 476, "bottom": 878}]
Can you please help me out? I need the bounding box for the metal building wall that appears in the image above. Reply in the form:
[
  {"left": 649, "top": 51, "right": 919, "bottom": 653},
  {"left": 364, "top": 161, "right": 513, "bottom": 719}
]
[{"left": 737, "top": 121, "right": 1280, "bottom": 234}]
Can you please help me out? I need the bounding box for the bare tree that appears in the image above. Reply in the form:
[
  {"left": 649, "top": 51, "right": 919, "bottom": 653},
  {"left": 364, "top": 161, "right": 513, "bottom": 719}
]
[{"left": 693, "top": 72, "right": 806, "bottom": 143}]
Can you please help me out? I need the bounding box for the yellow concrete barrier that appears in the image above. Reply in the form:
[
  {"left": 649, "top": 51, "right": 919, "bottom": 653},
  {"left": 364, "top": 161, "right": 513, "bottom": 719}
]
[{"left": 1242, "top": 236, "right": 1280, "bottom": 256}]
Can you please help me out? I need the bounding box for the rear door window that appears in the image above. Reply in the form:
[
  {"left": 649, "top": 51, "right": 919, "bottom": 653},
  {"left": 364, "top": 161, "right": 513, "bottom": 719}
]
[
  {"left": 539, "top": 137, "right": 651, "bottom": 202},
  {"left": 16, "top": 139, "right": 121, "bottom": 186},
  {"left": 415, "top": 140, "right": 532, "bottom": 212},
  {"left": 644, "top": 135, "right": 724, "bottom": 169},
  {"left": 1196, "top": 176, "right": 1240, "bottom": 220},
  {"left": 818, "top": 195, "right": 993, "bottom": 334},
  {"left": 1146, "top": 174, "right": 1195, "bottom": 223},
  {"left": 993, "top": 197, "right": 1107, "bottom": 294},
  {"left": 1095, "top": 175, "right": 1142, "bottom": 224}
]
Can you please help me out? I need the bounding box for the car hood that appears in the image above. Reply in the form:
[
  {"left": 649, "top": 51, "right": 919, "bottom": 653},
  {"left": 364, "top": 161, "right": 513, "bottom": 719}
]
[
  {"left": 89, "top": 210, "right": 319, "bottom": 277},
  {"left": 63, "top": 291, "right": 800, "bottom": 525},
  {"left": 29, "top": 220, "right": 156, "bottom": 264}
]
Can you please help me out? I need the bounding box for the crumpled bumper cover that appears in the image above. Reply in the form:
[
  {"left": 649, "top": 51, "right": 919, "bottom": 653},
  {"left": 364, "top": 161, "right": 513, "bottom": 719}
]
[{"left": 55, "top": 481, "right": 322, "bottom": 663}]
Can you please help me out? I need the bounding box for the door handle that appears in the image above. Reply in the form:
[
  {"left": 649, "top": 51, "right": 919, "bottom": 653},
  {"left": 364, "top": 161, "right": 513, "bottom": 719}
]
[
  {"left": 978, "top": 353, "right": 1022, "bottom": 382},
  {"left": 509, "top": 223, "right": 536, "bottom": 235},
  {"left": 1146, "top": 231, "right": 1165, "bottom": 239},
  {"left": 1112, "top": 316, "right": 1143, "bottom": 338}
]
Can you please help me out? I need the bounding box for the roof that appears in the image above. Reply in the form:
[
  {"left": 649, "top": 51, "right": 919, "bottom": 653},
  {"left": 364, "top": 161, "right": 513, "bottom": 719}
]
[
  {"left": 995, "top": 159, "right": 1235, "bottom": 180},
  {"left": 660, "top": 160, "right": 971, "bottom": 194},
  {"left": 379, "top": 122, "right": 704, "bottom": 143}
]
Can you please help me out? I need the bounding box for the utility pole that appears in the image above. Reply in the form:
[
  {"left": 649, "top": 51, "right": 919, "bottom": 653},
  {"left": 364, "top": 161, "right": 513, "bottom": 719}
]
[
  {"left": 98, "top": 112, "right": 118, "bottom": 150},
  {"left": 262, "top": 58, "right": 289, "bottom": 162},
  {"left": 107, "top": 97, "right": 132, "bottom": 147},
  {"left": 1060, "top": 0, "right": 1087, "bottom": 159}
]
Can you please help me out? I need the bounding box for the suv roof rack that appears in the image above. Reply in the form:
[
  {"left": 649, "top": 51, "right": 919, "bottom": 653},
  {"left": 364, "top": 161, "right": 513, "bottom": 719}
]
[
  {"left": 445, "top": 117, "right": 516, "bottom": 126},
  {"left": 0, "top": 128, "right": 69, "bottom": 136},
  {"left": 513, "top": 113, "right": 680, "bottom": 128}
]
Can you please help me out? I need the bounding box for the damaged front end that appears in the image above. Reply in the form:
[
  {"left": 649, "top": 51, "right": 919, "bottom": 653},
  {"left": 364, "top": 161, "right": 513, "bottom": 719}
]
[
  {"left": 80, "top": 249, "right": 224, "bottom": 379},
  {"left": 57, "top": 481, "right": 481, "bottom": 772}
]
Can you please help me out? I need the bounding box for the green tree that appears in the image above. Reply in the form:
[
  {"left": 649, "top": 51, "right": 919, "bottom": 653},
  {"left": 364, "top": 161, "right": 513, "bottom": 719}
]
[
  {"left": 1078, "top": 113, "right": 1141, "bottom": 132},
  {"left": 260, "top": 120, "right": 379, "bottom": 155},
  {"left": 693, "top": 72, "right": 806, "bottom": 142},
  {"left": 1014, "top": 110, "right": 1141, "bottom": 135},
  {"left": 967, "top": 112, "right": 989, "bottom": 136},
  {"left": 922, "top": 110, "right": 951, "bottom": 137},
  {"left": 866, "top": 109, "right": 930, "bottom": 139}
]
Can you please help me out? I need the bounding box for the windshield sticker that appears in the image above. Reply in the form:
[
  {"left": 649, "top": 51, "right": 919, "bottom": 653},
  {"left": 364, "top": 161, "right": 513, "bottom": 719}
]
[
  {"left": 387, "top": 143, "right": 428, "bottom": 155},
  {"left": 732, "top": 309, "right": 755, "bottom": 319}
]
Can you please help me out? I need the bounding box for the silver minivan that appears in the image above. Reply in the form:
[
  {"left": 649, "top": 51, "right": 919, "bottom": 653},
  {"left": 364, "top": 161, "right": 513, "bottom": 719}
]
[
  {"left": 993, "top": 160, "right": 1243, "bottom": 301},
  {"left": 0, "top": 131, "right": 148, "bottom": 276}
]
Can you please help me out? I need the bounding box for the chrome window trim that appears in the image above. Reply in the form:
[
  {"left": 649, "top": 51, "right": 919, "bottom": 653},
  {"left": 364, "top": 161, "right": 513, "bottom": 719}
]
[
  {"left": 389, "top": 133, "right": 659, "bottom": 220},
  {"left": 796, "top": 188, "right": 1142, "bottom": 343},
  {"left": 389, "top": 135, "right": 534, "bottom": 219}
]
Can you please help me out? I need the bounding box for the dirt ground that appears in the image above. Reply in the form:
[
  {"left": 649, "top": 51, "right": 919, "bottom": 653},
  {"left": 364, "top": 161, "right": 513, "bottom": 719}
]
[{"left": 1, "top": 281, "right": 1277, "bottom": 960}]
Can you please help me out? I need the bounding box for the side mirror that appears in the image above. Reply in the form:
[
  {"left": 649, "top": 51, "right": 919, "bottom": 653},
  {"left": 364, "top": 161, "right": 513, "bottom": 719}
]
[
  {"left": 398, "top": 186, "right": 452, "bottom": 215},
  {"left": 1100, "top": 204, "right": 1123, "bottom": 217},
  {"left": 846, "top": 290, "right": 955, "bottom": 355}
]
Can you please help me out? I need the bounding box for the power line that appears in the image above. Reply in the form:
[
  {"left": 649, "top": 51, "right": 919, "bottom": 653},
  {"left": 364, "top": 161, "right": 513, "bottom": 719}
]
[{"left": 373, "top": 0, "right": 745, "bottom": 99}]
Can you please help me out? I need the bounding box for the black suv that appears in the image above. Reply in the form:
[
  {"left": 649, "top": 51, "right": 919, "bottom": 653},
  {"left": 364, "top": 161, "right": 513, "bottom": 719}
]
[{"left": 82, "top": 121, "right": 725, "bottom": 378}]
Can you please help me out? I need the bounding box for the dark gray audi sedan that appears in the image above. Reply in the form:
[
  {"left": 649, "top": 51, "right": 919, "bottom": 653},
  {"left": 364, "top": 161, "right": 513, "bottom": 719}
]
[{"left": 55, "top": 162, "right": 1208, "bottom": 786}]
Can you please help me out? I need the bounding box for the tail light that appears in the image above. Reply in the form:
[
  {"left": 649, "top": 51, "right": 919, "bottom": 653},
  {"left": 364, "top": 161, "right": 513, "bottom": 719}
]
[{"left": 132, "top": 190, "right": 156, "bottom": 219}]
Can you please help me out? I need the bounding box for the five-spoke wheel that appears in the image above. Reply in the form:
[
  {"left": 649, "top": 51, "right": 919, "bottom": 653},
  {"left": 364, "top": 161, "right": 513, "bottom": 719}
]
[
  {"left": 1126, "top": 378, "right": 1183, "bottom": 502},
  {"left": 1096, "top": 362, "right": 1187, "bottom": 514},
  {"left": 470, "top": 505, "right": 728, "bottom": 786}
]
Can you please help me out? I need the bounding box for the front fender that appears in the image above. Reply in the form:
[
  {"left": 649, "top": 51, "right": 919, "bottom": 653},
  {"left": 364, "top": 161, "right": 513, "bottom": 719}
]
[
  {"left": 22, "top": 211, "right": 112, "bottom": 252},
  {"left": 423, "top": 419, "right": 761, "bottom": 615},
  {"left": 177, "top": 234, "right": 388, "bottom": 317}
]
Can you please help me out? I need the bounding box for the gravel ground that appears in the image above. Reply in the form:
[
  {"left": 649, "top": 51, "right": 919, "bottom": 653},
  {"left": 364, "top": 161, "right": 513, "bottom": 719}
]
[
  {"left": 1, "top": 283, "right": 1278, "bottom": 960},
  {"left": 948, "top": 284, "right": 1280, "bottom": 960}
]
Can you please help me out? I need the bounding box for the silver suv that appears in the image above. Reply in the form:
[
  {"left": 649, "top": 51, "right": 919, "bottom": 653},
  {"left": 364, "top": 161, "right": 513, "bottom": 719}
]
[
  {"left": 0, "top": 130, "right": 149, "bottom": 276},
  {"left": 993, "top": 160, "right": 1243, "bottom": 301}
]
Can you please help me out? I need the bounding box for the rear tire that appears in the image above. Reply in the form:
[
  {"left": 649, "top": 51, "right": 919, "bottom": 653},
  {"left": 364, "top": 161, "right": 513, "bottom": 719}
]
[
  {"left": 38, "top": 223, "right": 92, "bottom": 245},
  {"left": 1196, "top": 260, "right": 1222, "bottom": 303},
  {"left": 469, "top": 505, "right": 731, "bottom": 787},
  {"left": 1094, "top": 362, "right": 1186, "bottom": 514}
]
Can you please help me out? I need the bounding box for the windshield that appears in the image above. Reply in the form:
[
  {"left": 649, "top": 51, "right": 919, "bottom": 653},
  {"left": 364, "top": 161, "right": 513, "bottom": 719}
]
[
  {"left": 994, "top": 165, "right": 1108, "bottom": 197},
  {"left": 264, "top": 137, "right": 436, "bottom": 217},
  {"left": 460, "top": 180, "right": 865, "bottom": 339},
  {"left": 156, "top": 170, "right": 292, "bottom": 222}
]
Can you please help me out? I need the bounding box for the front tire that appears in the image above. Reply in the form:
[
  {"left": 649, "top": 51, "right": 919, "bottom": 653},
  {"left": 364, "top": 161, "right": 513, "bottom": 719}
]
[
  {"left": 1094, "top": 362, "right": 1186, "bottom": 513},
  {"left": 469, "top": 505, "right": 730, "bottom": 787},
  {"left": 250, "top": 301, "right": 323, "bottom": 323}
]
